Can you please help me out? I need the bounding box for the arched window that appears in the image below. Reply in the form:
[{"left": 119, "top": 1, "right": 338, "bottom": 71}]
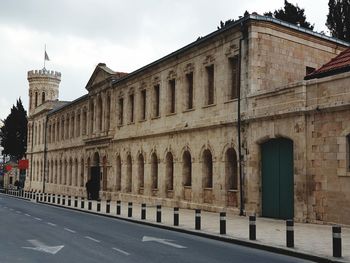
[
  {"left": 82, "top": 108, "right": 87, "bottom": 135},
  {"left": 80, "top": 158, "right": 84, "bottom": 187},
  {"left": 183, "top": 151, "right": 192, "bottom": 187},
  {"left": 165, "top": 152, "right": 174, "bottom": 191},
  {"left": 126, "top": 155, "right": 132, "bottom": 193},
  {"left": 202, "top": 149, "right": 213, "bottom": 188},
  {"left": 42, "top": 92, "right": 45, "bottom": 104},
  {"left": 347, "top": 134, "right": 350, "bottom": 172},
  {"left": 98, "top": 96, "right": 103, "bottom": 131},
  {"left": 102, "top": 156, "right": 108, "bottom": 191},
  {"left": 50, "top": 160, "right": 54, "bottom": 183},
  {"left": 63, "top": 159, "right": 67, "bottom": 185},
  {"left": 138, "top": 153, "right": 144, "bottom": 191},
  {"left": 69, "top": 159, "right": 73, "bottom": 186},
  {"left": 59, "top": 160, "right": 62, "bottom": 185},
  {"left": 90, "top": 101, "right": 94, "bottom": 134},
  {"left": 116, "top": 156, "right": 121, "bottom": 191},
  {"left": 106, "top": 95, "right": 111, "bottom": 131},
  {"left": 54, "top": 160, "right": 58, "bottom": 184},
  {"left": 151, "top": 152, "right": 158, "bottom": 190},
  {"left": 226, "top": 148, "right": 238, "bottom": 190},
  {"left": 75, "top": 159, "right": 78, "bottom": 187},
  {"left": 35, "top": 92, "right": 38, "bottom": 107}
]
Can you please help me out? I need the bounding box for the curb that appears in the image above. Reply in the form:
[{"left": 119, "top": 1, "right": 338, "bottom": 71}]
[{"left": 1, "top": 193, "right": 347, "bottom": 263}]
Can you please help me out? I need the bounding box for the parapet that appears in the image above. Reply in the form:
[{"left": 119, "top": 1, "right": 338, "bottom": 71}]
[{"left": 27, "top": 69, "right": 61, "bottom": 80}]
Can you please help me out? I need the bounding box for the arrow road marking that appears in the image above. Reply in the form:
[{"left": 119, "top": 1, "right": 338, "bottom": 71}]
[
  {"left": 22, "top": 239, "right": 64, "bottom": 254},
  {"left": 112, "top": 247, "right": 130, "bottom": 256},
  {"left": 142, "top": 236, "right": 186, "bottom": 249}
]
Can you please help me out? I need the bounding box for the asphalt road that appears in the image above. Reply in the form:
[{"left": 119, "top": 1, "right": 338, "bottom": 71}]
[{"left": 0, "top": 195, "right": 312, "bottom": 263}]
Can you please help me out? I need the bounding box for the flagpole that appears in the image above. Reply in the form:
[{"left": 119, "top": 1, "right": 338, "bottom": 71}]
[{"left": 44, "top": 44, "right": 46, "bottom": 69}]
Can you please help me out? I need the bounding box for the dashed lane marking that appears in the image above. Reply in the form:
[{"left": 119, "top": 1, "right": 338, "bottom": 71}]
[
  {"left": 16, "top": 211, "right": 22, "bottom": 214},
  {"left": 47, "top": 222, "right": 57, "bottom": 227},
  {"left": 64, "top": 228, "right": 76, "bottom": 233},
  {"left": 112, "top": 247, "right": 130, "bottom": 256},
  {"left": 84, "top": 236, "right": 100, "bottom": 243},
  {"left": 25, "top": 213, "right": 31, "bottom": 217},
  {"left": 34, "top": 217, "right": 42, "bottom": 221}
]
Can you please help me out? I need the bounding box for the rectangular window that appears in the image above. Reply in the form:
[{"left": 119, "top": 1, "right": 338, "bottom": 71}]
[
  {"left": 118, "top": 98, "right": 124, "bottom": 125},
  {"left": 168, "top": 79, "right": 176, "bottom": 114},
  {"left": 154, "top": 84, "right": 160, "bottom": 117},
  {"left": 129, "top": 94, "right": 134, "bottom": 123},
  {"left": 206, "top": 65, "right": 214, "bottom": 105},
  {"left": 141, "top": 89, "right": 146, "bottom": 120},
  {"left": 186, "top": 72, "right": 193, "bottom": 110},
  {"left": 229, "top": 56, "right": 239, "bottom": 100}
]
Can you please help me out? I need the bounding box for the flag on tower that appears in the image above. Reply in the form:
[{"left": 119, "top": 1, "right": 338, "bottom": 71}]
[{"left": 45, "top": 51, "right": 50, "bottom": 61}]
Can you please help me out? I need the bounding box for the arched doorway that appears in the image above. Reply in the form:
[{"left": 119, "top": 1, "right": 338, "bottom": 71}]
[
  {"left": 261, "top": 138, "right": 294, "bottom": 219},
  {"left": 89, "top": 152, "right": 100, "bottom": 200}
]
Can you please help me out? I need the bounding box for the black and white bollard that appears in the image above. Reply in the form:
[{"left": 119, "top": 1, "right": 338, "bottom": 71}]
[
  {"left": 68, "top": 196, "right": 71, "bottom": 207},
  {"left": 195, "top": 209, "right": 201, "bottom": 230},
  {"left": 116, "top": 201, "right": 121, "bottom": 215},
  {"left": 286, "top": 219, "right": 294, "bottom": 248},
  {"left": 48, "top": 193, "right": 51, "bottom": 203},
  {"left": 44, "top": 193, "right": 47, "bottom": 202},
  {"left": 156, "top": 205, "right": 161, "bottom": 223},
  {"left": 333, "top": 225, "right": 342, "bottom": 258},
  {"left": 249, "top": 215, "right": 256, "bottom": 240},
  {"left": 57, "top": 194, "right": 61, "bottom": 204},
  {"left": 174, "top": 207, "right": 179, "bottom": 226},
  {"left": 52, "top": 194, "right": 56, "bottom": 204},
  {"left": 88, "top": 200, "right": 92, "bottom": 210},
  {"left": 40, "top": 193, "right": 43, "bottom": 202},
  {"left": 106, "top": 200, "right": 111, "bottom": 214},
  {"left": 220, "top": 212, "right": 226, "bottom": 235},
  {"left": 81, "top": 197, "right": 85, "bottom": 209},
  {"left": 97, "top": 200, "right": 101, "bottom": 212},
  {"left": 62, "top": 195, "right": 66, "bottom": 206},
  {"left": 128, "top": 202, "right": 133, "bottom": 217},
  {"left": 141, "top": 204, "right": 146, "bottom": 220},
  {"left": 74, "top": 197, "right": 78, "bottom": 208}
]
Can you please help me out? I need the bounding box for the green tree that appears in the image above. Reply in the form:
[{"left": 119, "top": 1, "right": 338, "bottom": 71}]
[
  {"left": 326, "top": 0, "right": 350, "bottom": 41},
  {"left": 264, "top": 0, "right": 314, "bottom": 30},
  {"left": 0, "top": 98, "right": 27, "bottom": 160}
]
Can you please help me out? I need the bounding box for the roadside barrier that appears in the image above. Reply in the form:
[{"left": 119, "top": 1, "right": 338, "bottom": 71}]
[
  {"left": 195, "top": 209, "right": 201, "bottom": 230},
  {"left": 249, "top": 215, "right": 256, "bottom": 240},
  {"left": 116, "top": 200, "right": 121, "bottom": 215},
  {"left": 286, "top": 219, "right": 294, "bottom": 248},
  {"left": 156, "top": 205, "right": 162, "bottom": 223},
  {"left": 220, "top": 212, "right": 226, "bottom": 235},
  {"left": 128, "top": 202, "right": 133, "bottom": 217},
  {"left": 333, "top": 225, "right": 342, "bottom": 258},
  {"left": 174, "top": 207, "right": 179, "bottom": 226},
  {"left": 141, "top": 204, "right": 146, "bottom": 220}
]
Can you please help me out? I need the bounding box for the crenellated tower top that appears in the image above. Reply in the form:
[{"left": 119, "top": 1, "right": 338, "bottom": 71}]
[{"left": 27, "top": 68, "right": 61, "bottom": 116}]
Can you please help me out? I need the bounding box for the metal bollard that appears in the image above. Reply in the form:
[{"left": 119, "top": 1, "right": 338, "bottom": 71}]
[
  {"left": 52, "top": 194, "right": 56, "bottom": 204},
  {"left": 57, "top": 195, "right": 61, "bottom": 204},
  {"left": 220, "top": 212, "right": 226, "bottom": 235},
  {"left": 156, "top": 205, "right": 161, "bottom": 223},
  {"left": 44, "top": 193, "right": 47, "bottom": 202},
  {"left": 74, "top": 197, "right": 78, "bottom": 208},
  {"left": 40, "top": 193, "right": 43, "bottom": 202},
  {"left": 116, "top": 201, "right": 121, "bottom": 215},
  {"left": 88, "top": 200, "right": 92, "bottom": 210},
  {"left": 81, "top": 198, "right": 85, "bottom": 209},
  {"left": 36, "top": 193, "right": 39, "bottom": 202},
  {"left": 333, "top": 225, "right": 342, "bottom": 258},
  {"left": 97, "top": 200, "right": 101, "bottom": 212},
  {"left": 106, "top": 200, "right": 110, "bottom": 214},
  {"left": 174, "top": 207, "right": 179, "bottom": 226},
  {"left": 249, "top": 215, "right": 256, "bottom": 240},
  {"left": 195, "top": 209, "right": 201, "bottom": 230},
  {"left": 68, "top": 196, "right": 71, "bottom": 207},
  {"left": 286, "top": 219, "right": 294, "bottom": 248},
  {"left": 141, "top": 204, "right": 146, "bottom": 220},
  {"left": 48, "top": 193, "right": 51, "bottom": 203},
  {"left": 62, "top": 195, "right": 66, "bottom": 206},
  {"left": 128, "top": 202, "right": 133, "bottom": 217}
]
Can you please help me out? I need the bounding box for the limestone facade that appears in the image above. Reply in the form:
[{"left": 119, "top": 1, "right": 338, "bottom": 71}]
[{"left": 26, "top": 15, "right": 350, "bottom": 224}]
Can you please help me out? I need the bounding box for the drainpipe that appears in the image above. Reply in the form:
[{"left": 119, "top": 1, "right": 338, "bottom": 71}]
[
  {"left": 238, "top": 21, "right": 246, "bottom": 216},
  {"left": 42, "top": 115, "right": 48, "bottom": 193}
]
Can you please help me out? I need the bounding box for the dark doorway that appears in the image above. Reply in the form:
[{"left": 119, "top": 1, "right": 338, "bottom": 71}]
[
  {"left": 261, "top": 138, "right": 294, "bottom": 219},
  {"left": 89, "top": 152, "right": 100, "bottom": 200}
]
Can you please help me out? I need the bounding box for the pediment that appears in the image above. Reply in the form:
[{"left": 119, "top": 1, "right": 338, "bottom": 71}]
[{"left": 85, "top": 63, "right": 115, "bottom": 91}]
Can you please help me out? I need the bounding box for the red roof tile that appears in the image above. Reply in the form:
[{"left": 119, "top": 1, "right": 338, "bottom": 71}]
[{"left": 305, "top": 47, "right": 350, "bottom": 80}]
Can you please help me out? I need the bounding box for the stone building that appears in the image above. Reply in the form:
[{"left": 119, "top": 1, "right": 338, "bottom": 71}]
[{"left": 26, "top": 14, "right": 350, "bottom": 224}]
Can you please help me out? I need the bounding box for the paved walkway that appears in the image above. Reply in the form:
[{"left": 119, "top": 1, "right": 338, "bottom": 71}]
[{"left": 2, "top": 190, "right": 350, "bottom": 262}]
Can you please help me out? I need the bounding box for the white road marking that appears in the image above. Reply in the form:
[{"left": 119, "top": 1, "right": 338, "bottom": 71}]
[
  {"left": 64, "top": 228, "right": 76, "bottom": 233},
  {"left": 112, "top": 247, "right": 130, "bottom": 256},
  {"left": 9, "top": 208, "right": 14, "bottom": 211},
  {"left": 16, "top": 211, "right": 22, "bottom": 214},
  {"left": 34, "top": 217, "right": 42, "bottom": 221},
  {"left": 142, "top": 236, "right": 186, "bottom": 249},
  {"left": 22, "top": 239, "right": 64, "bottom": 255},
  {"left": 25, "top": 213, "right": 31, "bottom": 217},
  {"left": 47, "top": 222, "right": 57, "bottom": 227},
  {"left": 84, "top": 236, "right": 100, "bottom": 243}
]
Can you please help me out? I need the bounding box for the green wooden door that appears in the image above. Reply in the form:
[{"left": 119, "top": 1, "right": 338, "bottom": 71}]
[{"left": 262, "top": 138, "right": 294, "bottom": 219}]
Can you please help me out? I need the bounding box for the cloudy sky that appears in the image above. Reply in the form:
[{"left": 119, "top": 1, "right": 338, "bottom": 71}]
[{"left": 0, "top": 0, "right": 331, "bottom": 120}]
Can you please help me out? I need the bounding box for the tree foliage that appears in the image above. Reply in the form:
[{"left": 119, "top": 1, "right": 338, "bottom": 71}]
[
  {"left": 326, "top": 0, "right": 350, "bottom": 41},
  {"left": 217, "top": 11, "right": 250, "bottom": 29},
  {"left": 264, "top": 0, "right": 314, "bottom": 30},
  {"left": 0, "top": 98, "right": 27, "bottom": 160}
]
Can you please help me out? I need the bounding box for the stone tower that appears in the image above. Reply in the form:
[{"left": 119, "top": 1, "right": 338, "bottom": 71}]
[{"left": 27, "top": 69, "right": 61, "bottom": 116}]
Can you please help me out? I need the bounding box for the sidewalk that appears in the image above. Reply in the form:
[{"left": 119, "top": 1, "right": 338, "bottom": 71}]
[{"left": 2, "top": 190, "right": 350, "bottom": 262}]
